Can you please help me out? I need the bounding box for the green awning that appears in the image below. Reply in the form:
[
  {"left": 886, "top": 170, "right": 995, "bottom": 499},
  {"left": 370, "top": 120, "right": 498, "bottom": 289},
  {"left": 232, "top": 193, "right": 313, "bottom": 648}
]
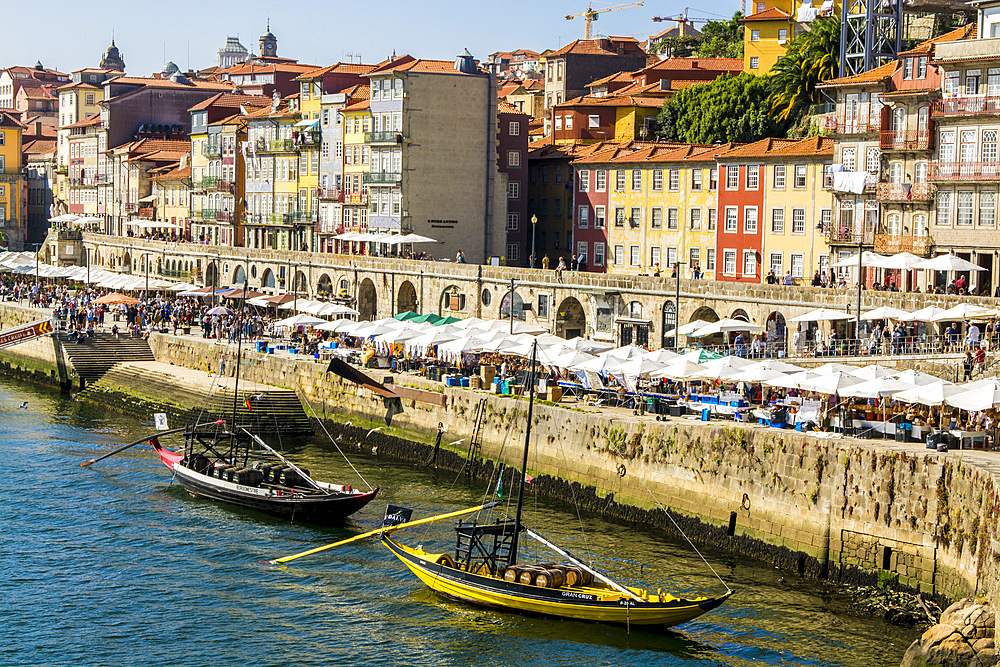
[
  {"left": 394, "top": 311, "right": 420, "bottom": 321},
  {"left": 411, "top": 313, "right": 447, "bottom": 324}
]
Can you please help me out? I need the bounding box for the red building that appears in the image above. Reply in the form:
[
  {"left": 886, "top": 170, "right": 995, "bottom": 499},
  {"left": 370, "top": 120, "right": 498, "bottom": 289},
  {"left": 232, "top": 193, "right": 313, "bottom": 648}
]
[
  {"left": 716, "top": 146, "right": 765, "bottom": 283},
  {"left": 571, "top": 143, "right": 620, "bottom": 272}
]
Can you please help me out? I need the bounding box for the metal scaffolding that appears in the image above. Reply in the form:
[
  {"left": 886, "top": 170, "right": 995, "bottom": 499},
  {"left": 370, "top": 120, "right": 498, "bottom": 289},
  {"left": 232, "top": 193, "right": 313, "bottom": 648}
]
[{"left": 840, "top": 0, "right": 904, "bottom": 76}]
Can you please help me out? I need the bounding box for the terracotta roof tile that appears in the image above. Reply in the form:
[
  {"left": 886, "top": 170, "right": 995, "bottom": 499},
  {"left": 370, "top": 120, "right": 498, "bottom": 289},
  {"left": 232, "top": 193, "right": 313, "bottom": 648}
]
[
  {"left": 22, "top": 139, "right": 56, "bottom": 155},
  {"left": 819, "top": 60, "right": 897, "bottom": 88},
  {"left": 554, "top": 94, "right": 664, "bottom": 109},
  {"left": 62, "top": 113, "right": 102, "bottom": 130},
  {"left": 369, "top": 58, "right": 480, "bottom": 75},
  {"left": 343, "top": 98, "right": 370, "bottom": 112},
  {"left": 639, "top": 57, "right": 744, "bottom": 73},
  {"left": 548, "top": 37, "right": 645, "bottom": 58},
  {"left": 587, "top": 70, "right": 636, "bottom": 88},
  {"left": 188, "top": 92, "right": 271, "bottom": 111},
  {"left": 741, "top": 7, "right": 792, "bottom": 21},
  {"left": 294, "top": 62, "right": 377, "bottom": 81},
  {"left": 152, "top": 164, "right": 190, "bottom": 181},
  {"left": 716, "top": 136, "right": 832, "bottom": 160},
  {"left": 899, "top": 24, "right": 976, "bottom": 56},
  {"left": 110, "top": 76, "right": 233, "bottom": 91}
]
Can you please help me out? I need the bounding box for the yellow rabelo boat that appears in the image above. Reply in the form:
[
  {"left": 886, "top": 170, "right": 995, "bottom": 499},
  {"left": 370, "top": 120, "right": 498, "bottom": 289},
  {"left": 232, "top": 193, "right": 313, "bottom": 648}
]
[{"left": 273, "top": 343, "right": 733, "bottom": 629}]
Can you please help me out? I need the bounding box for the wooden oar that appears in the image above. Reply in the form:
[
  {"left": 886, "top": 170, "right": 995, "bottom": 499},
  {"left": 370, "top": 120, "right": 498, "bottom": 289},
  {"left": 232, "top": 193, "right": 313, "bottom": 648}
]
[
  {"left": 79, "top": 420, "right": 225, "bottom": 467},
  {"left": 270, "top": 501, "right": 498, "bottom": 565}
]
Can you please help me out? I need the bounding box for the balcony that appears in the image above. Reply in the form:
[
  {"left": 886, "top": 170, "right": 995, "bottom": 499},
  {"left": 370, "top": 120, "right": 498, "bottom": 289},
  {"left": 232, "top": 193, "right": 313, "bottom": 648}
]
[
  {"left": 216, "top": 179, "right": 232, "bottom": 193},
  {"left": 343, "top": 191, "right": 368, "bottom": 204},
  {"left": 932, "top": 96, "right": 1000, "bottom": 117},
  {"left": 364, "top": 130, "right": 404, "bottom": 144},
  {"left": 203, "top": 143, "right": 222, "bottom": 158},
  {"left": 297, "top": 131, "right": 321, "bottom": 147},
  {"left": 268, "top": 213, "right": 291, "bottom": 225},
  {"left": 824, "top": 111, "right": 879, "bottom": 135},
  {"left": 828, "top": 225, "right": 875, "bottom": 245},
  {"left": 874, "top": 234, "right": 931, "bottom": 256},
  {"left": 317, "top": 187, "right": 342, "bottom": 200},
  {"left": 880, "top": 130, "right": 933, "bottom": 151},
  {"left": 257, "top": 138, "right": 296, "bottom": 153},
  {"left": 195, "top": 176, "right": 217, "bottom": 190},
  {"left": 364, "top": 171, "right": 401, "bottom": 185},
  {"left": 161, "top": 268, "right": 192, "bottom": 280},
  {"left": 291, "top": 210, "right": 317, "bottom": 223},
  {"left": 875, "top": 182, "right": 935, "bottom": 202},
  {"left": 138, "top": 207, "right": 154, "bottom": 218},
  {"left": 217, "top": 210, "right": 233, "bottom": 223},
  {"left": 929, "top": 162, "right": 1000, "bottom": 182},
  {"left": 125, "top": 203, "right": 137, "bottom": 213},
  {"left": 200, "top": 208, "right": 218, "bottom": 221}
]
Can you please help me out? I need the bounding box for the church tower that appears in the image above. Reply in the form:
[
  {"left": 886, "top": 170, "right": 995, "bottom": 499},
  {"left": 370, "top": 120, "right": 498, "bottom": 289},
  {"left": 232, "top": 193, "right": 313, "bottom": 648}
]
[
  {"left": 100, "top": 39, "right": 126, "bottom": 72},
  {"left": 259, "top": 22, "right": 277, "bottom": 59}
]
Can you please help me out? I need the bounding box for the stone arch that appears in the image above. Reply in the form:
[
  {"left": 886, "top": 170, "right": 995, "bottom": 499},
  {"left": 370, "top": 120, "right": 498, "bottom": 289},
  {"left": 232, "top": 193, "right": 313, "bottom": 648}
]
[
  {"left": 689, "top": 306, "right": 719, "bottom": 324},
  {"left": 397, "top": 280, "right": 417, "bottom": 313},
  {"left": 293, "top": 270, "right": 308, "bottom": 296},
  {"left": 204, "top": 261, "right": 218, "bottom": 288},
  {"left": 232, "top": 265, "right": 247, "bottom": 284},
  {"left": 122, "top": 252, "right": 132, "bottom": 274},
  {"left": 556, "top": 296, "right": 586, "bottom": 339},
  {"left": 661, "top": 301, "right": 677, "bottom": 349},
  {"left": 337, "top": 276, "right": 351, "bottom": 298},
  {"left": 358, "top": 277, "right": 377, "bottom": 321},
  {"left": 440, "top": 285, "right": 467, "bottom": 315},
  {"left": 499, "top": 289, "right": 524, "bottom": 320},
  {"left": 731, "top": 308, "right": 750, "bottom": 322},
  {"left": 766, "top": 311, "right": 788, "bottom": 357},
  {"left": 261, "top": 268, "right": 276, "bottom": 290},
  {"left": 316, "top": 273, "right": 333, "bottom": 298},
  {"left": 688, "top": 305, "right": 721, "bottom": 347}
]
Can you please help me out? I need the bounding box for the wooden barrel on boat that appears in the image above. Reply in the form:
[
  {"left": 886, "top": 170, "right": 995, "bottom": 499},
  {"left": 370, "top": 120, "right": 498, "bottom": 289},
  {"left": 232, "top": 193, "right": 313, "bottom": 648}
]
[
  {"left": 503, "top": 567, "right": 520, "bottom": 583},
  {"left": 534, "top": 569, "right": 566, "bottom": 589},
  {"left": 518, "top": 567, "right": 543, "bottom": 585},
  {"left": 564, "top": 567, "right": 593, "bottom": 586}
]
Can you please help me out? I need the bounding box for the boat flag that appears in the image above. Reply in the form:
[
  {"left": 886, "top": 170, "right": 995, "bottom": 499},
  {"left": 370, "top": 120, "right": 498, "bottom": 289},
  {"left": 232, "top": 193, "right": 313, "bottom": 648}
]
[
  {"left": 383, "top": 505, "right": 413, "bottom": 527},
  {"left": 495, "top": 476, "right": 503, "bottom": 499},
  {"left": 524, "top": 473, "right": 534, "bottom": 485},
  {"left": 244, "top": 394, "right": 252, "bottom": 412}
]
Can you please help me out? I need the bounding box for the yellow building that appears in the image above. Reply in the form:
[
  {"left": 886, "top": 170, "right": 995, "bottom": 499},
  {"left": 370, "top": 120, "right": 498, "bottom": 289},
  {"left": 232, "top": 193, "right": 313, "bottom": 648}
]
[
  {"left": 55, "top": 74, "right": 107, "bottom": 215},
  {"left": 339, "top": 93, "right": 371, "bottom": 253},
  {"left": 742, "top": 0, "right": 840, "bottom": 74},
  {"left": 0, "top": 112, "right": 24, "bottom": 247},
  {"left": 744, "top": 136, "right": 835, "bottom": 282},
  {"left": 294, "top": 71, "right": 324, "bottom": 244},
  {"left": 150, "top": 161, "right": 191, "bottom": 240},
  {"left": 574, "top": 142, "right": 728, "bottom": 279}
]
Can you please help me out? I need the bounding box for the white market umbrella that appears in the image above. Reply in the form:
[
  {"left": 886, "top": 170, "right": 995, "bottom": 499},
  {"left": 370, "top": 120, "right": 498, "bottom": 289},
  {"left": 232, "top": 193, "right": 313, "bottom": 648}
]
[
  {"left": 397, "top": 233, "right": 437, "bottom": 244},
  {"left": 931, "top": 303, "right": 996, "bottom": 322},
  {"left": 891, "top": 369, "right": 942, "bottom": 387},
  {"left": 728, "top": 368, "right": 789, "bottom": 385},
  {"left": 740, "top": 359, "right": 803, "bottom": 375},
  {"left": 872, "top": 252, "right": 924, "bottom": 270},
  {"left": 601, "top": 344, "right": 648, "bottom": 361},
  {"left": 813, "top": 362, "right": 863, "bottom": 375},
  {"left": 860, "top": 306, "right": 911, "bottom": 321},
  {"left": 913, "top": 253, "right": 985, "bottom": 272},
  {"left": 797, "top": 371, "right": 862, "bottom": 395},
  {"left": 612, "top": 356, "right": 666, "bottom": 378},
  {"left": 376, "top": 328, "right": 424, "bottom": 345},
  {"left": 560, "top": 337, "right": 613, "bottom": 354},
  {"left": 946, "top": 378, "right": 1000, "bottom": 411},
  {"left": 274, "top": 313, "right": 326, "bottom": 328},
  {"left": 642, "top": 348, "right": 681, "bottom": 364},
  {"left": 690, "top": 356, "right": 755, "bottom": 380},
  {"left": 549, "top": 349, "right": 596, "bottom": 369},
  {"left": 677, "top": 320, "right": 713, "bottom": 335},
  {"left": 790, "top": 308, "right": 853, "bottom": 322},
  {"left": 893, "top": 379, "right": 961, "bottom": 406},
  {"left": 904, "top": 306, "right": 949, "bottom": 322},
  {"left": 851, "top": 364, "right": 897, "bottom": 381},
  {"left": 688, "top": 318, "right": 763, "bottom": 338},
  {"left": 408, "top": 328, "right": 462, "bottom": 348},
  {"left": 839, "top": 377, "right": 910, "bottom": 399},
  {"left": 831, "top": 251, "right": 885, "bottom": 268},
  {"left": 764, "top": 370, "right": 820, "bottom": 389},
  {"left": 649, "top": 358, "right": 707, "bottom": 380},
  {"left": 315, "top": 318, "right": 357, "bottom": 333}
]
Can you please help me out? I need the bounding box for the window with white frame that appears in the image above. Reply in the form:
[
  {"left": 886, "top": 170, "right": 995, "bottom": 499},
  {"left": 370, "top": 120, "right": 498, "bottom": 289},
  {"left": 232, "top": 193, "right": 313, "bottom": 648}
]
[
  {"left": 983, "top": 130, "right": 998, "bottom": 163},
  {"left": 889, "top": 162, "right": 903, "bottom": 183},
  {"left": 506, "top": 213, "right": 519, "bottom": 230},
  {"left": 914, "top": 213, "right": 928, "bottom": 236},
  {"left": 742, "top": 250, "right": 757, "bottom": 277},
  {"left": 915, "top": 162, "right": 928, "bottom": 183},
  {"left": 706, "top": 248, "right": 716, "bottom": 270},
  {"left": 578, "top": 206, "right": 589, "bottom": 228},
  {"left": 770, "top": 252, "right": 783, "bottom": 276},
  {"left": 507, "top": 244, "right": 519, "bottom": 261},
  {"left": 982, "top": 192, "right": 996, "bottom": 226},
  {"left": 652, "top": 169, "right": 663, "bottom": 190},
  {"left": 614, "top": 244, "right": 624, "bottom": 265},
  {"left": 751, "top": 30, "right": 760, "bottom": 41},
  {"left": 790, "top": 253, "right": 804, "bottom": 278},
  {"left": 667, "top": 208, "right": 678, "bottom": 229},
  {"left": 594, "top": 243, "right": 605, "bottom": 266},
  {"left": 773, "top": 165, "right": 786, "bottom": 189},
  {"left": 725, "top": 206, "right": 738, "bottom": 232},
  {"left": 631, "top": 169, "right": 642, "bottom": 190},
  {"left": 771, "top": 208, "right": 784, "bottom": 233},
  {"left": 509, "top": 121, "right": 520, "bottom": 136},
  {"left": 508, "top": 151, "right": 520, "bottom": 167},
  {"left": 650, "top": 207, "right": 662, "bottom": 228},
  {"left": 792, "top": 208, "right": 806, "bottom": 234},
  {"left": 615, "top": 170, "right": 626, "bottom": 190},
  {"left": 508, "top": 182, "right": 519, "bottom": 199},
  {"left": 650, "top": 246, "right": 661, "bottom": 267},
  {"left": 936, "top": 191, "right": 952, "bottom": 225},
  {"left": 708, "top": 208, "right": 717, "bottom": 230},
  {"left": 866, "top": 147, "right": 880, "bottom": 174},
  {"left": 554, "top": 116, "right": 562, "bottom": 130},
  {"left": 579, "top": 170, "right": 589, "bottom": 192},
  {"left": 668, "top": 169, "right": 679, "bottom": 190},
  {"left": 595, "top": 205, "right": 605, "bottom": 228},
  {"left": 596, "top": 169, "right": 606, "bottom": 191},
  {"left": 750, "top": 57, "right": 759, "bottom": 69},
  {"left": 726, "top": 165, "right": 739, "bottom": 189},
  {"left": 794, "top": 165, "right": 807, "bottom": 188},
  {"left": 746, "top": 164, "right": 759, "bottom": 189},
  {"left": 614, "top": 207, "right": 626, "bottom": 227},
  {"left": 666, "top": 247, "right": 677, "bottom": 267},
  {"left": 690, "top": 208, "right": 701, "bottom": 229},
  {"left": 842, "top": 147, "right": 857, "bottom": 171},
  {"left": 958, "top": 191, "right": 974, "bottom": 225},
  {"left": 630, "top": 207, "right": 641, "bottom": 227},
  {"left": 744, "top": 207, "right": 758, "bottom": 233},
  {"left": 689, "top": 247, "right": 700, "bottom": 268},
  {"left": 577, "top": 241, "right": 588, "bottom": 262},
  {"left": 691, "top": 169, "right": 702, "bottom": 190},
  {"left": 723, "top": 249, "right": 736, "bottom": 275},
  {"left": 630, "top": 245, "right": 640, "bottom": 266}
]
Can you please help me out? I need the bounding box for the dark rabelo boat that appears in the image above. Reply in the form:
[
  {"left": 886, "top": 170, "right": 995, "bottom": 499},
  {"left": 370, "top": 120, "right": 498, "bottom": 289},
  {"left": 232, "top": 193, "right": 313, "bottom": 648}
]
[
  {"left": 84, "top": 284, "right": 377, "bottom": 525},
  {"left": 275, "top": 343, "right": 732, "bottom": 627}
]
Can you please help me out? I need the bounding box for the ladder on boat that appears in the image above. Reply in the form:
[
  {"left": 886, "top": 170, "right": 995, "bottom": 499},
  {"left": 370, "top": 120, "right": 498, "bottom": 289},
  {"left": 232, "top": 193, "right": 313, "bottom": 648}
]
[{"left": 465, "top": 397, "right": 488, "bottom": 476}]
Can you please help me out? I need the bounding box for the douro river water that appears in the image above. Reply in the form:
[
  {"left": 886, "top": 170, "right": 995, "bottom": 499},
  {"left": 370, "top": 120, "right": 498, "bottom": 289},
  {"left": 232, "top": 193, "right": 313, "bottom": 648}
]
[{"left": 0, "top": 375, "right": 917, "bottom": 666}]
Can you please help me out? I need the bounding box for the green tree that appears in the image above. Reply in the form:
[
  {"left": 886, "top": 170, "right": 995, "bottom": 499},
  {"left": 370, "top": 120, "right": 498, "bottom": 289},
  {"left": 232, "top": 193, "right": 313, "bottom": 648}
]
[
  {"left": 656, "top": 72, "right": 785, "bottom": 144},
  {"left": 769, "top": 18, "right": 841, "bottom": 124},
  {"left": 697, "top": 12, "right": 744, "bottom": 58}
]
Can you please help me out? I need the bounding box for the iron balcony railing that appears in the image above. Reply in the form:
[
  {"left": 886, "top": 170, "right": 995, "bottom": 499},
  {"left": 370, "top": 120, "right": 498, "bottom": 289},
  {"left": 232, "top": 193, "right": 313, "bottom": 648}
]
[
  {"left": 875, "top": 182, "right": 935, "bottom": 202},
  {"left": 364, "top": 130, "right": 404, "bottom": 144},
  {"left": 874, "top": 234, "right": 931, "bottom": 255},
  {"left": 929, "top": 162, "right": 1000, "bottom": 181},
  {"left": 932, "top": 95, "right": 1000, "bottom": 117},
  {"left": 364, "top": 171, "right": 402, "bottom": 184},
  {"left": 827, "top": 225, "right": 875, "bottom": 244},
  {"left": 203, "top": 143, "right": 222, "bottom": 158},
  {"left": 879, "top": 130, "right": 934, "bottom": 151}
]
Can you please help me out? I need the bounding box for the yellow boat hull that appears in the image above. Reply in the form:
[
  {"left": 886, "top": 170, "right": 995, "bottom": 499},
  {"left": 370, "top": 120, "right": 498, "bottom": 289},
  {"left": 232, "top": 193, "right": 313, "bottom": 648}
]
[{"left": 382, "top": 536, "right": 732, "bottom": 627}]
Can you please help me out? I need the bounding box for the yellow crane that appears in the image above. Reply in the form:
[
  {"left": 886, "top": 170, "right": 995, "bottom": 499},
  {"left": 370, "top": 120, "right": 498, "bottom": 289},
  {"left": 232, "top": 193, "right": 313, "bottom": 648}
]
[{"left": 565, "top": 2, "right": 645, "bottom": 40}]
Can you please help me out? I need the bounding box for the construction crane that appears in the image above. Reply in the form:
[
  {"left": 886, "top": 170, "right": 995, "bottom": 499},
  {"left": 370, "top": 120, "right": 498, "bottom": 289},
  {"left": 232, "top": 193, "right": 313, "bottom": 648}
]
[
  {"left": 651, "top": 8, "right": 711, "bottom": 37},
  {"left": 566, "top": 2, "right": 645, "bottom": 40}
]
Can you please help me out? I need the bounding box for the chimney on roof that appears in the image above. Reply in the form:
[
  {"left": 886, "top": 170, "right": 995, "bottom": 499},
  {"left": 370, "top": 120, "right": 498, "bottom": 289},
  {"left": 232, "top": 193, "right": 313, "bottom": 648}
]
[{"left": 455, "top": 48, "right": 477, "bottom": 74}]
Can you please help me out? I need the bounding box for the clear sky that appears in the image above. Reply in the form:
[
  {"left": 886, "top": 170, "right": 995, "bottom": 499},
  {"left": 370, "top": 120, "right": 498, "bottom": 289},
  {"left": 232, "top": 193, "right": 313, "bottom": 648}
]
[{"left": 5, "top": 0, "right": 738, "bottom": 76}]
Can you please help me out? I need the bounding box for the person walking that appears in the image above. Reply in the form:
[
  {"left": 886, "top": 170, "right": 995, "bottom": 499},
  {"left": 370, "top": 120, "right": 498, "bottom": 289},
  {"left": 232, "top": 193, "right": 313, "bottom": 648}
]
[{"left": 963, "top": 351, "right": 975, "bottom": 381}]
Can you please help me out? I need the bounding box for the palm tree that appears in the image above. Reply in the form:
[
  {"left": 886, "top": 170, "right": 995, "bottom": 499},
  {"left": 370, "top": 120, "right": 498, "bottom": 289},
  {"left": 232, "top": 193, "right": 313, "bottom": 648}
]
[{"left": 770, "top": 18, "right": 841, "bottom": 124}]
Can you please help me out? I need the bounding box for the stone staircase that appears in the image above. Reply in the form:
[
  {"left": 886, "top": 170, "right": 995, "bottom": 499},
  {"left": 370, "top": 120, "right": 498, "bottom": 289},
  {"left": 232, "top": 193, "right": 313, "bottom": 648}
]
[
  {"left": 57, "top": 332, "right": 155, "bottom": 387},
  {"left": 82, "top": 360, "right": 313, "bottom": 438}
]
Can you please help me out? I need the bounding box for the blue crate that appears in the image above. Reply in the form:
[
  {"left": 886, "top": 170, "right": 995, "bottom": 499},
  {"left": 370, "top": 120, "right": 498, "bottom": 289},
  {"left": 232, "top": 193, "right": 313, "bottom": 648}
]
[
  {"left": 460, "top": 377, "right": 470, "bottom": 388},
  {"left": 701, "top": 408, "right": 711, "bottom": 421}
]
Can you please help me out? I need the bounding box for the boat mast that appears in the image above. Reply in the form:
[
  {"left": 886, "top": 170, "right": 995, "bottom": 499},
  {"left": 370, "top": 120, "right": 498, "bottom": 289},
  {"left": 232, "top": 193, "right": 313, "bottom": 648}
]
[
  {"left": 229, "top": 262, "right": 248, "bottom": 460},
  {"left": 509, "top": 340, "right": 537, "bottom": 565}
]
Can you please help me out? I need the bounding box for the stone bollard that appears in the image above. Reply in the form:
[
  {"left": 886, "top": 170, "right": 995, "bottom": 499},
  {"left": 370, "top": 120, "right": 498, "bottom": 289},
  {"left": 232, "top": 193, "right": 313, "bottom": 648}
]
[{"left": 900, "top": 598, "right": 996, "bottom": 667}]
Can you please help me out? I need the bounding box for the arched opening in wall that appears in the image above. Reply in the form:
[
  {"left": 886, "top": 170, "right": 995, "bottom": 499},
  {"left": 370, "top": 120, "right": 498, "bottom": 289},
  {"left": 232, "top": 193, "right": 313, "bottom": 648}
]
[
  {"left": 293, "top": 270, "right": 308, "bottom": 296},
  {"left": 316, "top": 274, "right": 333, "bottom": 299},
  {"left": 358, "top": 278, "right": 377, "bottom": 321},
  {"left": 688, "top": 305, "right": 721, "bottom": 348},
  {"left": 261, "top": 268, "right": 276, "bottom": 290},
  {"left": 731, "top": 308, "right": 750, "bottom": 322},
  {"left": 338, "top": 277, "right": 350, "bottom": 298},
  {"left": 440, "top": 285, "right": 467, "bottom": 315},
  {"left": 204, "top": 262, "right": 217, "bottom": 288},
  {"left": 122, "top": 253, "right": 132, "bottom": 274},
  {"left": 689, "top": 306, "right": 720, "bottom": 324},
  {"left": 661, "top": 301, "right": 677, "bottom": 349},
  {"left": 556, "top": 297, "right": 586, "bottom": 339},
  {"left": 618, "top": 300, "right": 650, "bottom": 347},
  {"left": 499, "top": 289, "right": 524, "bottom": 321},
  {"left": 766, "top": 311, "right": 788, "bottom": 358},
  {"left": 232, "top": 265, "right": 247, "bottom": 285},
  {"left": 397, "top": 280, "right": 417, "bottom": 314}
]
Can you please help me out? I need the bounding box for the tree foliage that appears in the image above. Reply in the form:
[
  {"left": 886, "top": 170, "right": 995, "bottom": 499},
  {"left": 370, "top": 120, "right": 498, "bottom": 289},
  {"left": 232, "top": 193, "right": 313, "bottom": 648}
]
[
  {"left": 697, "top": 12, "right": 745, "bottom": 58},
  {"left": 769, "top": 18, "right": 841, "bottom": 124},
  {"left": 656, "top": 73, "right": 785, "bottom": 144}
]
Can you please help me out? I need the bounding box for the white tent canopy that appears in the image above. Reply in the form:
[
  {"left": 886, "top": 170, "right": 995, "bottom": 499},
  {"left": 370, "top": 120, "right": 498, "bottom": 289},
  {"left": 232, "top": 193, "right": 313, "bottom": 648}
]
[
  {"left": 832, "top": 251, "right": 885, "bottom": 268},
  {"left": 931, "top": 303, "right": 996, "bottom": 321},
  {"left": 274, "top": 313, "right": 326, "bottom": 328},
  {"left": 872, "top": 252, "right": 924, "bottom": 270},
  {"left": 904, "top": 305, "right": 948, "bottom": 322},
  {"left": 790, "top": 308, "right": 853, "bottom": 322},
  {"left": 688, "top": 318, "right": 763, "bottom": 337},
  {"left": 860, "top": 306, "right": 911, "bottom": 321},
  {"left": 913, "top": 253, "right": 985, "bottom": 272}
]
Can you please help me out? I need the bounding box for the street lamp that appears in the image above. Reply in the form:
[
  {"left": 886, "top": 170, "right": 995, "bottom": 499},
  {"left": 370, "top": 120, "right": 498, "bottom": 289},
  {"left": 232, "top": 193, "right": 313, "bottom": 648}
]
[
  {"left": 529, "top": 214, "right": 537, "bottom": 269},
  {"left": 855, "top": 232, "right": 863, "bottom": 346},
  {"left": 673, "top": 261, "right": 685, "bottom": 350}
]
